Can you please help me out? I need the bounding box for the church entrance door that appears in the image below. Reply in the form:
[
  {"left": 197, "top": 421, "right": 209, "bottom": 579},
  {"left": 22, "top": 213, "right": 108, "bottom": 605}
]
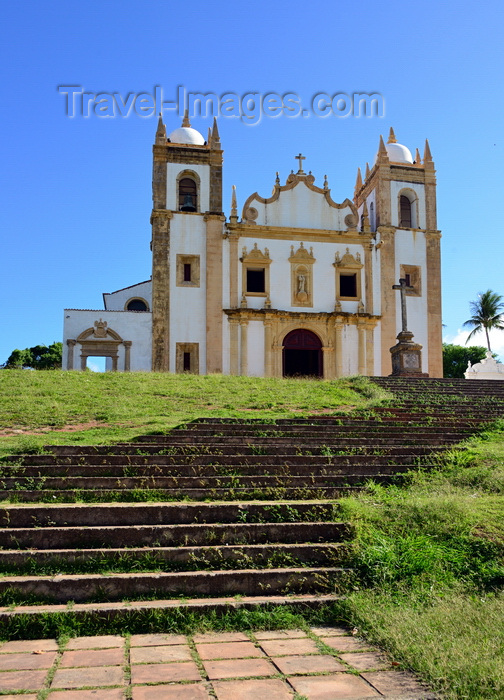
[{"left": 282, "top": 329, "right": 323, "bottom": 378}]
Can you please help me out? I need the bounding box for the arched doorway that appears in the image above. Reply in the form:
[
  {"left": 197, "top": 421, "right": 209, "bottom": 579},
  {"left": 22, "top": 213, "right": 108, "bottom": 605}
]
[{"left": 283, "top": 329, "right": 323, "bottom": 378}]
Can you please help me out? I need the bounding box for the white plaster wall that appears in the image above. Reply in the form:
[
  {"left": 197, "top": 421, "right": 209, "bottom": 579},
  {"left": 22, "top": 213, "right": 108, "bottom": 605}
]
[
  {"left": 63, "top": 310, "right": 152, "bottom": 371},
  {"left": 394, "top": 230, "right": 429, "bottom": 372},
  {"left": 222, "top": 313, "right": 230, "bottom": 375},
  {"left": 367, "top": 191, "right": 376, "bottom": 231},
  {"left": 371, "top": 242, "right": 381, "bottom": 316},
  {"left": 372, "top": 324, "right": 381, "bottom": 375},
  {"left": 103, "top": 280, "right": 152, "bottom": 311},
  {"left": 169, "top": 213, "right": 208, "bottom": 373},
  {"left": 390, "top": 181, "right": 426, "bottom": 229},
  {"left": 166, "top": 163, "right": 210, "bottom": 212},
  {"left": 240, "top": 237, "right": 366, "bottom": 313},
  {"left": 340, "top": 324, "right": 359, "bottom": 375},
  {"left": 250, "top": 181, "right": 353, "bottom": 230},
  {"left": 247, "top": 321, "right": 265, "bottom": 377},
  {"left": 221, "top": 238, "right": 231, "bottom": 374}
]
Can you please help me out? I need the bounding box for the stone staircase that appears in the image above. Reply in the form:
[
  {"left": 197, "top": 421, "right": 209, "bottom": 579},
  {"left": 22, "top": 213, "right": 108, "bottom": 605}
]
[{"left": 1, "top": 377, "right": 504, "bottom": 622}]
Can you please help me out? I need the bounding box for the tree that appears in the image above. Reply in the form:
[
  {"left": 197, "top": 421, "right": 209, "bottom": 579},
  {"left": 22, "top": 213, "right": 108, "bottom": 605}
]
[
  {"left": 442, "top": 344, "right": 489, "bottom": 378},
  {"left": 463, "top": 290, "right": 504, "bottom": 351},
  {"left": 3, "top": 342, "right": 62, "bottom": 370}
]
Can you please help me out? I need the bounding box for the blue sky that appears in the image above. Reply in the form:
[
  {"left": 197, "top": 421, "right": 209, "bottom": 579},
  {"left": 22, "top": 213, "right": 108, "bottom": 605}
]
[{"left": 2, "top": 0, "right": 504, "bottom": 367}]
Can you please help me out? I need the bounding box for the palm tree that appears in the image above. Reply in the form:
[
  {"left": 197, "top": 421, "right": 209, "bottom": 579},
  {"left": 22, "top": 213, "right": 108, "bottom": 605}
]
[{"left": 463, "top": 290, "right": 504, "bottom": 351}]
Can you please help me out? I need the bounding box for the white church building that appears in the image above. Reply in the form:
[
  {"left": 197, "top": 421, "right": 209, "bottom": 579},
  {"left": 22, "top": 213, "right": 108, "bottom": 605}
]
[{"left": 63, "top": 117, "right": 442, "bottom": 378}]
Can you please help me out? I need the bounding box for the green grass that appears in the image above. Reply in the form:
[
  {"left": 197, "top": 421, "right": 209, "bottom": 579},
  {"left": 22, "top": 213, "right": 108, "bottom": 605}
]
[
  {"left": 0, "top": 371, "right": 387, "bottom": 459},
  {"left": 334, "top": 421, "right": 504, "bottom": 700}
]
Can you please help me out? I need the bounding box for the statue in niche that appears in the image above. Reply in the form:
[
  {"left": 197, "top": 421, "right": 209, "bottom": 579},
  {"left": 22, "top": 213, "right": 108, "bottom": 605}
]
[{"left": 295, "top": 270, "right": 309, "bottom": 303}]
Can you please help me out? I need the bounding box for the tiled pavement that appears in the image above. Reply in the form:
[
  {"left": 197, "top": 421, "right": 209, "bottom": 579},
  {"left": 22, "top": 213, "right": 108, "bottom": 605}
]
[{"left": 0, "top": 627, "right": 437, "bottom": 699}]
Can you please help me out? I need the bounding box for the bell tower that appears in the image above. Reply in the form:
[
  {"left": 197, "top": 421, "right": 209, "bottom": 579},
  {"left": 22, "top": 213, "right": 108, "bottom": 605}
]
[
  {"left": 151, "top": 113, "right": 224, "bottom": 372},
  {"left": 354, "top": 128, "right": 442, "bottom": 377}
]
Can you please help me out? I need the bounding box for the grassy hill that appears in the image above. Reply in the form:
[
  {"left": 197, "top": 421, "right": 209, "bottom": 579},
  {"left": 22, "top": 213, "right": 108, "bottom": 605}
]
[
  {"left": 0, "top": 371, "right": 504, "bottom": 698},
  {"left": 0, "top": 370, "right": 385, "bottom": 459}
]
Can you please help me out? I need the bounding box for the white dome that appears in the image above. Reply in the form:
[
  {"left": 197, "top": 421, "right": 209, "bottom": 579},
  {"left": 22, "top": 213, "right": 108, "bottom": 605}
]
[
  {"left": 168, "top": 126, "right": 205, "bottom": 146},
  {"left": 385, "top": 142, "right": 413, "bottom": 163}
]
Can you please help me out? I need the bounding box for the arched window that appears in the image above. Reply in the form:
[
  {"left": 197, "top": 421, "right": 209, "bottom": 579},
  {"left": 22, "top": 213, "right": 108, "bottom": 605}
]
[
  {"left": 178, "top": 178, "right": 197, "bottom": 212},
  {"left": 369, "top": 202, "right": 375, "bottom": 231},
  {"left": 126, "top": 298, "right": 148, "bottom": 311},
  {"left": 399, "top": 195, "right": 412, "bottom": 228}
]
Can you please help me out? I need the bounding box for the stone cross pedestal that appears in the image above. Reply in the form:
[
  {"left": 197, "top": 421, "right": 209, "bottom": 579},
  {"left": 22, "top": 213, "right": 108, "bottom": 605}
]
[{"left": 389, "top": 278, "right": 429, "bottom": 377}]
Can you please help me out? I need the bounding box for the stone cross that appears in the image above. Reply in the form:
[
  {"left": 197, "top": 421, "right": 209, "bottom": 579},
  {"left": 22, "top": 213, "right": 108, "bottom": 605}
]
[
  {"left": 295, "top": 153, "right": 306, "bottom": 173},
  {"left": 392, "top": 278, "right": 414, "bottom": 333}
]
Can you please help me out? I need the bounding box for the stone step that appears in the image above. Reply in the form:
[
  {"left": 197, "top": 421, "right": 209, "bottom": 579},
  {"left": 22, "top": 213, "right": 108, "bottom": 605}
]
[
  {"left": 0, "top": 486, "right": 357, "bottom": 502},
  {"left": 0, "top": 567, "right": 347, "bottom": 603},
  {"left": 0, "top": 473, "right": 405, "bottom": 490},
  {"left": 146, "top": 427, "right": 475, "bottom": 438},
  {"left": 0, "top": 521, "right": 351, "bottom": 549},
  {"left": 28, "top": 444, "right": 451, "bottom": 457},
  {"left": 117, "top": 435, "right": 465, "bottom": 447},
  {"left": 0, "top": 593, "right": 341, "bottom": 621},
  {"left": 0, "top": 501, "right": 340, "bottom": 527},
  {"left": 0, "top": 462, "right": 420, "bottom": 477},
  {"left": 0, "top": 542, "right": 349, "bottom": 572},
  {"left": 15, "top": 451, "right": 445, "bottom": 466}
]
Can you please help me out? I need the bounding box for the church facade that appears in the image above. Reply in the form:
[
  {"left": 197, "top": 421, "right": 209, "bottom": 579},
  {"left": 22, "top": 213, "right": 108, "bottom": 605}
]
[{"left": 63, "top": 117, "right": 442, "bottom": 377}]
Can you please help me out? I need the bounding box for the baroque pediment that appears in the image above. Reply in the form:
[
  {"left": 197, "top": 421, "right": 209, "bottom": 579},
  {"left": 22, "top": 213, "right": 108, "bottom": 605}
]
[{"left": 240, "top": 170, "right": 358, "bottom": 231}]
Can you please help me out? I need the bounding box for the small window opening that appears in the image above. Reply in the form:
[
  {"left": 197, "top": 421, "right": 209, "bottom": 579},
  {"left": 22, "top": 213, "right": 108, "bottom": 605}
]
[
  {"left": 179, "top": 178, "right": 197, "bottom": 212},
  {"left": 400, "top": 195, "right": 412, "bottom": 228},
  {"left": 126, "top": 299, "right": 148, "bottom": 311},
  {"left": 404, "top": 273, "right": 411, "bottom": 287},
  {"left": 183, "top": 263, "right": 192, "bottom": 282},
  {"left": 246, "top": 268, "right": 265, "bottom": 293},
  {"left": 183, "top": 352, "right": 191, "bottom": 372},
  {"left": 340, "top": 274, "right": 357, "bottom": 298}
]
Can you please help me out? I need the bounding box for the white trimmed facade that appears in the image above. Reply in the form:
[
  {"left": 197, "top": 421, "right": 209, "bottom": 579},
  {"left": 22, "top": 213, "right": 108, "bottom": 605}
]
[{"left": 63, "top": 122, "right": 442, "bottom": 377}]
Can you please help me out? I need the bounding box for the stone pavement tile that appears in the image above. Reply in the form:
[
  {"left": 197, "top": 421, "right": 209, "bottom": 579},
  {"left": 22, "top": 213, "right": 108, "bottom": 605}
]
[
  {"left": 213, "top": 677, "right": 294, "bottom": 700},
  {"left": 0, "top": 695, "right": 37, "bottom": 700},
  {"left": 254, "top": 629, "right": 308, "bottom": 640},
  {"left": 320, "top": 635, "right": 372, "bottom": 652},
  {"left": 340, "top": 651, "right": 391, "bottom": 671},
  {"left": 192, "top": 631, "right": 250, "bottom": 643},
  {"left": 362, "top": 670, "right": 429, "bottom": 694},
  {"left": 272, "top": 654, "right": 346, "bottom": 674},
  {"left": 51, "top": 666, "right": 124, "bottom": 689},
  {"left": 204, "top": 657, "right": 277, "bottom": 680},
  {"left": 130, "top": 633, "right": 187, "bottom": 647},
  {"left": 66, "top": 636, "right": 124, "bottom": 650},
  {"left": 0, "top": 639, "right": 58, "bottom": 653},
  {"left": 259, "top": 638, "right": 321, "bottom": 657},
  {"left": 60, "top": 648, "right": 124, "bottom": 668},
  {"left": 133, "top": 684, "right": 211, "bottom": 700},
  {"left": 0, "top": 670, "right": 47, "bottom": 692},
  {"left": 289, "top": 673, "right": 380, "bottom": 699},
  {"left": 0, "top": 650, "right": 57, "bottom": 671},
  {"left": 197, "top": 641, "right": 264, "bottom": 660},
  {"left": 130, "top": 661, "right": 201, "bottom": 684},
  {"left": 130, "top": 644, "right": 192, "bottom": 664},
  {"left": 310, "top": 626, "right": 350, "bottom": 637},
  {"left": 47, "top": 689, "right": 125, "bottom": 699}
]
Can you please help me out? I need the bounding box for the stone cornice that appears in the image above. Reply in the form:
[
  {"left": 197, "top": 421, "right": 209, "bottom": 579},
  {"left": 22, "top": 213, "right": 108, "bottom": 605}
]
[
  {"left": 224, "top": 224, "right": 372, "bottom": 244},
  {"left": 224, "top": 308, "right": 380, "bottom": 326}
]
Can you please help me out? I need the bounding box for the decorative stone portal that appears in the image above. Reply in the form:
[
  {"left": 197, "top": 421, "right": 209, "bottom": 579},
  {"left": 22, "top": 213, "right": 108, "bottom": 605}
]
[{"left": 282, "top": 329, "right": 323, "bottom": 378}]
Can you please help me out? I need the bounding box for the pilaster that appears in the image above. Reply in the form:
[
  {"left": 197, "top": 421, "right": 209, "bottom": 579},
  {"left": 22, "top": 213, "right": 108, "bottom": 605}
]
[
  {"left": 378, "top": 225, "right": 396, "bottom": 375},
  {"left": 426, "top": 230, "right": 443, "bottom": 376},
  {"left": 240, "top": 320, "right": 248, "bottom": 376},
  {"left": 204, "top": 213, "right": 225, "bottom": 373},
  {"left": 151, "top": 209, "right": 173, "bottom": 372}
]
